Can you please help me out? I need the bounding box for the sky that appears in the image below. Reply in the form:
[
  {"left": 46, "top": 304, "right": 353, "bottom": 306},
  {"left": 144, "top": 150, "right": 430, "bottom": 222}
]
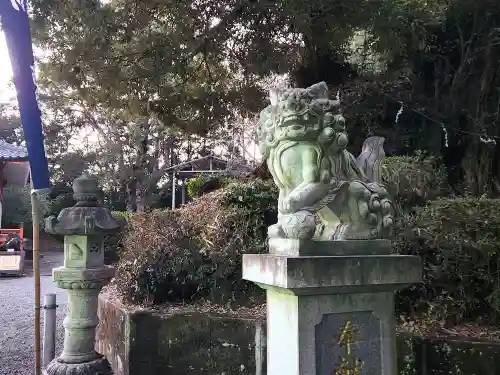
[
  {"left": 0, "top": 30, "right": 93, "bottom": 150},
  {"left": 0, "top": 31, "right": 15, "bottom": 102}
]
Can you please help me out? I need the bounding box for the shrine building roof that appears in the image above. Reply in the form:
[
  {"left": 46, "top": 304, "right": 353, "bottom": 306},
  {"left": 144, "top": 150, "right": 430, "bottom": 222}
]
[{"left": 0, "top": 139, "right": 28, "bottom": 161}]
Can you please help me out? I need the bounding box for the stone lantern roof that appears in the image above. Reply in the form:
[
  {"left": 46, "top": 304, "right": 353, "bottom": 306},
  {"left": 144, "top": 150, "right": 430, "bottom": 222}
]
[{"left": 45, "top": 173, "right": 124, "bottom": 235}]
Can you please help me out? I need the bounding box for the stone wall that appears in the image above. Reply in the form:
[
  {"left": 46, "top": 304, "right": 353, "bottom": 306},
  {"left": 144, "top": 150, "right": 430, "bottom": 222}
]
[
  {"left": 97, "top": 292, "right": 500, "bottom": 375},
  {"left": 97, "top": 292, "right": 265, "bottom": 375},
  {"left": 96, "top": 293, "right": 131, "bottom": 375}
]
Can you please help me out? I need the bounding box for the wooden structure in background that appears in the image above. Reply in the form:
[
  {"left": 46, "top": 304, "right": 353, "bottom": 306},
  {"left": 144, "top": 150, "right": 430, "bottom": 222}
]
[{"left": 163, "top": 154, "right": 253, "bottom": 209}]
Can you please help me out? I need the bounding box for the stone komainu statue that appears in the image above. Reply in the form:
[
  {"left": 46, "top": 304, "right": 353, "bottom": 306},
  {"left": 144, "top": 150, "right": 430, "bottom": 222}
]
[{"left": 258, "top": 81, "right": 394, "bottom": 241}]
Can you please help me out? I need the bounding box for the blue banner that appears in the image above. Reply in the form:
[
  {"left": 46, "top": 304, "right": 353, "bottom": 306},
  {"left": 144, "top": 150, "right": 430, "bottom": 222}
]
[{"left": 0, "top": 0, "right": 51, "bottom": 190}]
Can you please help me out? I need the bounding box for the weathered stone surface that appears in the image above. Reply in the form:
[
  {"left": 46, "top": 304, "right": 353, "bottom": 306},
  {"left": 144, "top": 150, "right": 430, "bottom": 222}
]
[
  {"left": 242, "top": 253, "right": 422, "bottom": 294},
  {"left": 45, "top": 206, "right": 121, "bottom": 235},
  {"left": 210, "top": 317, "right": 261, "bottom": 374},
  {"left": 243, "top": 235, "right": 421, "bottom": 375},
  {"left": 96, "top": 294, "right": 130, "bottom": 375},
  {"left": 61, "top": 235, "right": 105, "bottom": 269},
  {"left": 53, "top": 265, "right": 114, "bottom": 289},
  {"left": 258, "top": 82, "right": 394, "bottom": 241},
  {"left": 250, "top": 83, "right": 419, "bottom": 374},
  {"left": 262, "top": 289, "right": 397, "bottom": 375},
  {"left": 45, "top": 356, "right": 112, "bottom": 375},
  {"left": 268, "top": 238, "right": 393, "bottom": 256},
  {"left": 154, "top": 314, "right": 212, "bottom": 368},
  {"left": 97, "top": 292, "right": 500, "bottom": 375},
  {"left": 97, "top": 292, "right": 265, "bottom": 375},
  {"left": 46, "top": 173, "right": 124, "bottom": 373},
  {"left": 45, "top": 173, "right": 122, "bottom": 236},
  {"left": 315, "top": 312, "right": 381, "bottom": 375}
]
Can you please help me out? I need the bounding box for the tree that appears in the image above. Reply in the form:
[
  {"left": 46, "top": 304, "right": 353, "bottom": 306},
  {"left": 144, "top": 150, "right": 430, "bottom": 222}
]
[
  {"left": 31, "top": 0, "right": 266, "bottom": 133},
  {"left": 393, "top": 0, "right": 500, "bottom": 195},
  {"left": 31, "top": 0, "right": 500, "bottom": 197},
  {"left": 31, "top": 0, "right": 434, "bottom": 124}
]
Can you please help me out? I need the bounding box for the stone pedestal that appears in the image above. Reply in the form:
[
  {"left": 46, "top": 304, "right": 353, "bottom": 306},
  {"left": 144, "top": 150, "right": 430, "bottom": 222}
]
[
  {"left": 242, "top": 239, "right": 421, "bottom": 375},
  {"left": 44, "top": 174, "right": 123, "bottom": 375}
]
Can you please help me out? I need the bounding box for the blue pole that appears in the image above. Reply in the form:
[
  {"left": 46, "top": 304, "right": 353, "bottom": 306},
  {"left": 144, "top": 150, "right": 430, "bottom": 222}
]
[
  {"left": 0, "top": 3, "right": 52, "bottom": 375},
  {"left": 0, "top": 0, "right": 51, "bottom": 190}
]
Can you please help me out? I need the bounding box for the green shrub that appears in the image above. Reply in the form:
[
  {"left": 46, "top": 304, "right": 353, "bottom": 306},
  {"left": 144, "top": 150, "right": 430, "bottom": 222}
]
[
  {"left": 100, "top": 211, "right": 132, "bottom": 265},
  {"left": 111, "top": 211, "right": 134, "bottom": 218},
  {"left": 395, "top": 198, "right": 500, "bottom": 324},
  {"left": 383, "top": 153, "right": 448, "bottom": 214},
  {"left": 114, "top": 168, "right": 500, "bottom": 326},
  {"left": 186, "top": 174, "right": 235, "bottom": 198},
  {"left": 114, "top": 179, "right": 277, "bottom": 305},
  {"left": 186, "top": 174, "right": 208, "bottom": 198}
]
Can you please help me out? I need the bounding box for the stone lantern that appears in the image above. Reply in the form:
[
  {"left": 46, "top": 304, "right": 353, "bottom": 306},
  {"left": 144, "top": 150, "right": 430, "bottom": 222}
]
[{"left": 44, "top": 173, "right": 123, "bottom": 375}]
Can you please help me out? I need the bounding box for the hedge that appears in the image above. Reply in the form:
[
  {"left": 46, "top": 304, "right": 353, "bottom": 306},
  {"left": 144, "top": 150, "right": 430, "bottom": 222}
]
[
  {"left": 395, "top": 198, "right": 500, "bottom": 324},
  {"left": 113, "top": 179, "right": 277, "bottom": 305},
  {"left": 186, "top": 174, "right": 235, "bottom": 199},
  {"left": 383, "top": 153, "right": 448, "bottom": 213},
  {"left": 112, "top": 156, "right": 500, "bottom": 326}
]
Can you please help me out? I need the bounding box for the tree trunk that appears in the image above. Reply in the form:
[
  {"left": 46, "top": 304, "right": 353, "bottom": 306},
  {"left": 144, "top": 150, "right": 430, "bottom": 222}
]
[
  {"left": 126, "top": 179, "right": 137, "bottom": 212},
  {"left": 136, "top": 182, "right": 150, "bottom": 213}
]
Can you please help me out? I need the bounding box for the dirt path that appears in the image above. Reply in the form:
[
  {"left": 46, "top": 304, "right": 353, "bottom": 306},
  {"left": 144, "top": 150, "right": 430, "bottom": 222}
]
[{"left": 0, "top": 252, "right": 66, "bottom": 375}]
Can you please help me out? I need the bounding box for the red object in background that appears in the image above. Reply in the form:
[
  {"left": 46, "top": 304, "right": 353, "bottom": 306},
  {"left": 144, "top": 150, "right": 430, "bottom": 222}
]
[{"left": 0, "top": 227, "right": 24, "bottom": 249}]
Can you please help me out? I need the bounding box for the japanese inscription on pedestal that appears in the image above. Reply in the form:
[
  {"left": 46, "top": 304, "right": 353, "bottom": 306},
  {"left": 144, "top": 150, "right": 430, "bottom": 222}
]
[
  {"left": 334, "top": 321, "right": 362, "bottom": 375},
  {"left": 315, "top": 312, "right": 382, "bottom": 375}
]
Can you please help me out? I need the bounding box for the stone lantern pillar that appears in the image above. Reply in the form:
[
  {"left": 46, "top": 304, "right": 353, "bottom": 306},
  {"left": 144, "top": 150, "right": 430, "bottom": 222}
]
[{"left": 44, "top": 173, "right": 123, "bottom": 375}]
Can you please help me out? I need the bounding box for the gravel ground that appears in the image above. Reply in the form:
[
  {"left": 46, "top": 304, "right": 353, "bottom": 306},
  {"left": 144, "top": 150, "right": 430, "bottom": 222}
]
[{"left": 0, "top": 252, "right": 66, "bottom": 375}]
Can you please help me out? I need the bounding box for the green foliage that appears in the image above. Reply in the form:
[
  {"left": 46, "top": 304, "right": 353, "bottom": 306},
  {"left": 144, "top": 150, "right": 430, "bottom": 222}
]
[
  {"left": 29, "top": 0, "right": 500, "bottom": 199},
  {"left": 46, "top": 193, "right": 76, "bottom": 217},
  {"left": 29, "top": 0, "right": 437, "bottom": 134},
  {"left": 383, "top": 153, "right": 449, "bottom": 213},
  {"left": 114, "top": 168, "right": 500, "bottom": 326},
  {"left": 396, "top": 198, "right": 500, "bottom": 324},
  {"left": 111, "top": 211, "right": 134, "bottom": 218},
  {"left": 220, "top": 180, "right": 279, "bottom": 252},
  {"left": 100, "top": 211, "right": 133, "bottom": 265},
  {"left": 186, "top": 174, "right": 235, "bottom": 199},
  {"left": 1, "top": 187, "right": 51, "bottom": 237},
  {"left": 186, "top": 174, "right": 211, "bottom": 198},
  {"left": 114, "top": 179, "right": 277, "bottom": 305},
  {"left": 2, "top": 187, "right": 33, "bottom": 229},
  {"left": 31, "top": 0, "right": 266, "bottom": 135}
]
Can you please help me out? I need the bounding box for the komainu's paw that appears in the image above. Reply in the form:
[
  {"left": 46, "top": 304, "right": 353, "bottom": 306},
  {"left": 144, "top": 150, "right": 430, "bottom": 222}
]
[{"left": 280, "top": 211, "right": 317, "bottom": 240}]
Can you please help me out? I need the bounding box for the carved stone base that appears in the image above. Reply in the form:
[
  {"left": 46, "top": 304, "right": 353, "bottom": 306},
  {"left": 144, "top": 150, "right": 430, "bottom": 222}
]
[
  {"left": 242, "top": 249, "right": 422, "bottom": 375},
  {"left": 44, "top": 356, "right": 112, "bottom": 375}
]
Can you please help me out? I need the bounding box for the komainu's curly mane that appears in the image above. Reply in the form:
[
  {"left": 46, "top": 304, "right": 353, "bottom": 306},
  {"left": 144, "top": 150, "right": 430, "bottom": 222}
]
[{"left": 258, "top": 81, "right": 394, "bottom": 241}]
